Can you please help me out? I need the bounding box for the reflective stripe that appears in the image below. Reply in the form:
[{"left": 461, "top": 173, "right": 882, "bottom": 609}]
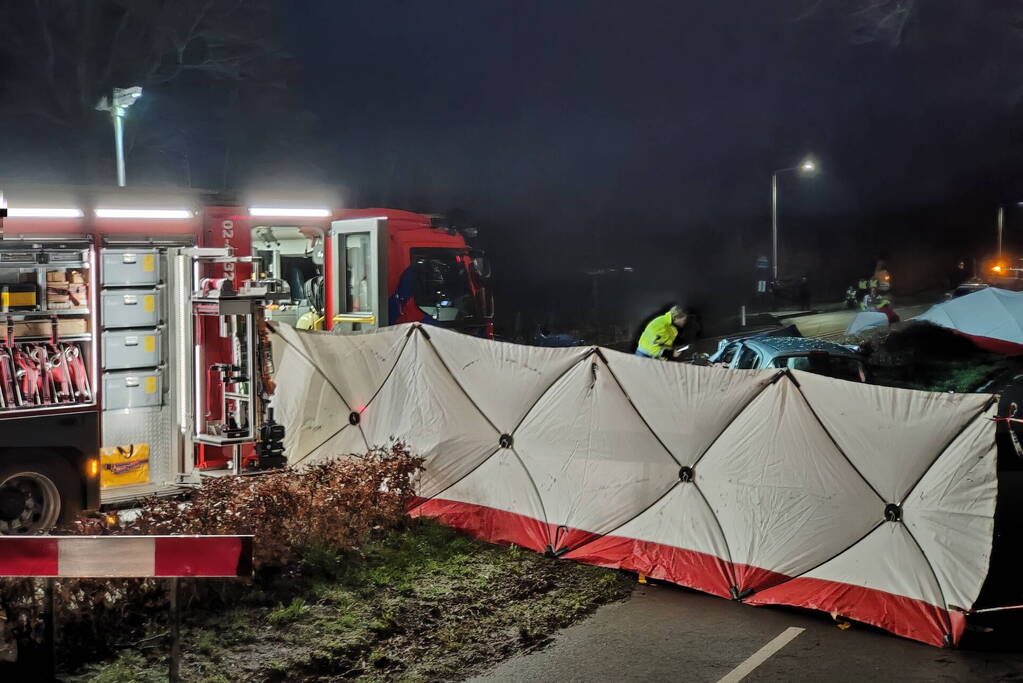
[{"left": 0, "top": 536, "right": 253, "bottom": 578}]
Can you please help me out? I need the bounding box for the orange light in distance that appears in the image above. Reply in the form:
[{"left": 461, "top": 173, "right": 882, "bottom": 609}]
[
  {"left": 87, "top": 458, "right": 99, "bottom": 477},
  {"left": 993, "top": 265, "right": 1003, "bottom": 273}
]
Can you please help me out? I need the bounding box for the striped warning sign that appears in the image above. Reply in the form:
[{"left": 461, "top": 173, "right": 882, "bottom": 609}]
[{"left": 0, "top": 536, "right": 253, "bottom": 578}]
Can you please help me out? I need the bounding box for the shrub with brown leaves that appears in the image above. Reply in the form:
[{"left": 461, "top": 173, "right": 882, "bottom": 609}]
[
  {"left": 123, "top": 444, "right": 423, "bottom": 568},
  {"left": 0, "top": 444, "right": 423, "bottom": 667}
]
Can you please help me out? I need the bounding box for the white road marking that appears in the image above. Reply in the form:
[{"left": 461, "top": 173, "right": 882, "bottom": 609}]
[{"left": 716, "top": 626, "right": 805, "bottom": 683}]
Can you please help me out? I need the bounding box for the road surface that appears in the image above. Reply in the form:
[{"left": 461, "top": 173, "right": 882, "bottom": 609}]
[
  {"left": 695, "top": 303, "right": 933, "bottom": 354},
  {"left": 473, "top": 583, "right": 1023, "bottom": 682},
  {"left": 785, "top": 303, "right": 930, "bottom": 340}
]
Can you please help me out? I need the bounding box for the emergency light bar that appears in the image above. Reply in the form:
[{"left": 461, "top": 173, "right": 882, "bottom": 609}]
[
  {"left": 248, "top": 207, "right": 330, "bottom": 218},
  {"left": 6, "top": 207, "right": 85, "bottom": 218},
  {"left": 95, "top": 208, "right": 193, "bottom": 219}
]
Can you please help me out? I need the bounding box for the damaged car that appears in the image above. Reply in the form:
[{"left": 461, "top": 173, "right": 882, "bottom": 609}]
[{"left": 703, "top": 334, "right": 868, "bottom": 383}]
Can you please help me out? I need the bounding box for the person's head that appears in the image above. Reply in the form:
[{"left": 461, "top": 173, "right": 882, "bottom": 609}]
[
  {"left": 870, "top": 286, "right": 879, "bottom": 296},
  {"left": 669, "top": 305, "right": 688, "bottom": 327}
]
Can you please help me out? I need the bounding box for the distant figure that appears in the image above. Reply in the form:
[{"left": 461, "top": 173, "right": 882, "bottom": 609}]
[
  {"left": 862, "top": 286, "right": 899, "bottom": 323},
  {"left": 873, "top": 259, "right": 892, "bottom": 293},
  {"left": 949, "top": 259, "right": 968, "bottom": 289},
  {"left": 636, "top": 305, "right": 689, "bottom": 359},
  {"left": 861, "top": 286, "right": 883, "bottom": 312},
  {"left": 798, "top": 275, "right": 811, "bottom": 311},
  {"left": 845, "top": 285, "right": 859, "bottom": 309}
]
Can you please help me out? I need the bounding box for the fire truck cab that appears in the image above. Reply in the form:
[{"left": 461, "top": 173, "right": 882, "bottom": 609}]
[
  {"left": 0, "top": 186, "right": 492, "bottom": 533},
  {"left": 260, "top": 208, "right": 493, "bottom": 337}
]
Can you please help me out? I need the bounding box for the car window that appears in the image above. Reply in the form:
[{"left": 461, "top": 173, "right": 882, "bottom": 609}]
[
  {"left": 774, "top": 355, "right": 810, "bottom": 371},
  {"left": 829, "top": 357, "right": 868, "bottom": 382},
  {"left": 717, "top": 343, "right": 740, "bottom": 365},
  {"left": 736, "top": 345, "right": 760, "bottom": 369},
  {"left": 772, "top": 354, "right": 866, "bottom": 382}
]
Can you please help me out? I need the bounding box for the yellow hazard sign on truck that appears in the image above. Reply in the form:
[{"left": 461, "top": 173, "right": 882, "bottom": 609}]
[{"left": 100, "top": 444, "right": 150, "bottom": 488}]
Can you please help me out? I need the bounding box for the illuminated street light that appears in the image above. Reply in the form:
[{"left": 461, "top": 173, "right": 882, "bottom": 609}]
[
  {"left": 771, "top": 155, "right": 819, "bottom": 281},
  {"left": 96, "top": 86, "right": 143, "bottom": 187}
]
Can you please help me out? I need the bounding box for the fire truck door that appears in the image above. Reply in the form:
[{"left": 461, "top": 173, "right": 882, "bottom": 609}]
[{"left": 328, "top": 218, "right": 388, "bottom": 332}]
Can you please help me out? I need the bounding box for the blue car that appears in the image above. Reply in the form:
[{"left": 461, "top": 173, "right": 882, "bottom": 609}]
[{"left": 707, "top": 335, "right": 868, "bottom": 383}]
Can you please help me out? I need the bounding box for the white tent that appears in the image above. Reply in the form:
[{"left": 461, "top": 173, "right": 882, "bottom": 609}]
[
  {"left": 915, "top": 288, "right": 1023, "bottom": 355},
  {"left": 271, "top": 323, "right": 998, "bottom": 647}
]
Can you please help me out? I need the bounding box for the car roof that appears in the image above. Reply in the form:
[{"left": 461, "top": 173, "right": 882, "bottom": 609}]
[{"left": 739, "top": 336, "right": 860, "bottom": 358}]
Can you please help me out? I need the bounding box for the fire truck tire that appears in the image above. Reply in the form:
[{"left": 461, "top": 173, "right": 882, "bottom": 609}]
[{"left": 0, "top": 458, "right": 78, "bottom": 535}]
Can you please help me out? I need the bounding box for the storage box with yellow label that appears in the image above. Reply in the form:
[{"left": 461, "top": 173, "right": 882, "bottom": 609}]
[
  {"left": 101, "top": 249, "right": 161, "bottom": 286},
  {"left": 100, "top": 443, "right": 150, "bottom": 488},
  {"left": 100, "top": 288, "right": 162, "bottom": 328},
  {"left": 102, "top": 368, "right": 162, "bottom": 410},
  {"left": 103, "top": 328, "right": 162, "bottom": 370}
]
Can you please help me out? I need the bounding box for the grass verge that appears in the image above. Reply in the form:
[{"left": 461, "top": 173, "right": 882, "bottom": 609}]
[{"left": 70, "top": 519, "right": 633, "bottom": 682}]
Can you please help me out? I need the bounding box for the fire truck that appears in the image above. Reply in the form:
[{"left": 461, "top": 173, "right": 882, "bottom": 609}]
[{"left": 0, "top": 185, "right": 493, "bottom": 534}]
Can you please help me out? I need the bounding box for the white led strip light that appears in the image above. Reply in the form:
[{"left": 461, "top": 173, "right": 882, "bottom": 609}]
[
  {"left": 6, "top": 207, "right": 84, "bottom": 218},
  {"left": 95, "top": 208, "right": 193, "bottom": 219},
  {"left": 248, "top": 207, "right": 330, "bottom": 218}
]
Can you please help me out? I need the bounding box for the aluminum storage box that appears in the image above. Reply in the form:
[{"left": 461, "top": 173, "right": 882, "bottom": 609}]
[
  {"left": 102, "top": 368, "right": 163, "bottom": 410},
  {"left": 102, "top": 328, "right": 163, "bottom": 370},
  {"left": 101, "top": 288, "right": 162, "bottom": 328},
  {"left": 101, "top": 249, "right": 161, "bottom": 286}
]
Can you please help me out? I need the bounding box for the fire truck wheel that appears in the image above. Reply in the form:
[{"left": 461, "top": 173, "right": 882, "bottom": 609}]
[{"left": 0, "top": 459, "right": 75, "bottom": 535}]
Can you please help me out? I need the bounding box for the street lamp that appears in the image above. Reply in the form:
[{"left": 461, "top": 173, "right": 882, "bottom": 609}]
[
  {"left": 96, "top": 86, "right": 143, "bottom": 187},
  {"left": 995, "top": 202, "right": 1023, "bottom": 262},
  {"left": 771, "top": 155, "right": 818, "bottom": 281},
  {"left": 583, "top": 266, "right": 635, "bottom": 344}
]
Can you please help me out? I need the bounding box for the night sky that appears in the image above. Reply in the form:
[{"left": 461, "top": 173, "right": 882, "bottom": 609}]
[
  {"left": 5, "top": 1, "right": 1023, "bottom": 334},
  {"left": 273, "top": 1, "right": 1023, "bottom": 332}
]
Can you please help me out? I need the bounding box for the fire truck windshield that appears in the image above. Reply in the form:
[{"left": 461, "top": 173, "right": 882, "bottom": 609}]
[{"left": 410, "top": 248, "right": 481, "bottom": 322}]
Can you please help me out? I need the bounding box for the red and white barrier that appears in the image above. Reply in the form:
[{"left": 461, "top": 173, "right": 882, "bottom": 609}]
[{"left": 0, "top": 535, "right": 253, "bottom": 578}]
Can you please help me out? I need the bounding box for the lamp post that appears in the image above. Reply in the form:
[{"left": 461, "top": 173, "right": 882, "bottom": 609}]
[
  {"left": 771, "top": 156, "right": 817, "bottom": 282},
  {"left": 998, "top": 205, "right": 1005, "bottom": 262},
  {"left": 994, "top": 202, "right": 1023, "bottom": 267},
  {"left": 96, "top": 86, "right": 143, "bottom": 187},
  {"left": 584, "top": 266, "right": 634, "bottom": 344}
]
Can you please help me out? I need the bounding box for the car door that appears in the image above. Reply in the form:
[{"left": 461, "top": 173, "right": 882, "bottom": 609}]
[
  {"left": 714, "top": 342, "right": 741, "bottom": 367},
  {"left": 735, "top": 344, "right": 762, "bottom": 370}
]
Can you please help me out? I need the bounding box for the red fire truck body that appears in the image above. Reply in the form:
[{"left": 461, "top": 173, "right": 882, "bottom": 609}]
[{"left": 0, "top": 186, "right": 492, "bottom": 533}]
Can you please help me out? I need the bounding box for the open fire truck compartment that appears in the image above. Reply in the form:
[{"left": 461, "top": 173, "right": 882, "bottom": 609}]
[{"left": 0, "top": 185, "right": 493, "bottom": 532}]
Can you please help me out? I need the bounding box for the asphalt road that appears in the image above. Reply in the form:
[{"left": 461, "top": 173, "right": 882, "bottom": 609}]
[
  {"left": 692, "top": 303, "right": 933, "bottom": 357},
  {"left": 472, "top": 584, "right": 1023, "bottom": 683},
  {"left": 786, "top": 304, "right": 931, "bottom": 340}
]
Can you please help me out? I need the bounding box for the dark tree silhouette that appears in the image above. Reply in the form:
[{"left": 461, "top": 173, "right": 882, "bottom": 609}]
[
  {"left": 0, "top": 0, "right": 323, "bottom": 188},
  {"left": 796, "top": 0, "right": 916, "bottom": 47}
]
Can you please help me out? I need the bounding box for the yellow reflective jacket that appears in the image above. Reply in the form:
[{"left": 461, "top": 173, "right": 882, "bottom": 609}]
[{"left": 637, "top": 311, "right": 678, "bottom": 357}]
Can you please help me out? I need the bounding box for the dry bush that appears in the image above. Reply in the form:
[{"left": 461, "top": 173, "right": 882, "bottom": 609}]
[
  {"left": 123, "top": 444, "right": 423, "bottom": 568},
  {"left": 0, "top": 444, "right": 423, "bottom": 666}
]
